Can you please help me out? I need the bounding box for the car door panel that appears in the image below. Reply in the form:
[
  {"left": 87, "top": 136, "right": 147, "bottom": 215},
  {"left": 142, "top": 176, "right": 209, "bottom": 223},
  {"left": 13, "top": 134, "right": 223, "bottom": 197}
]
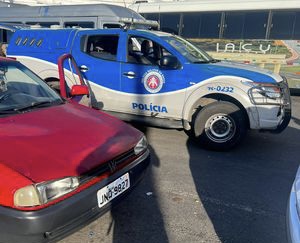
[{"left": 120, "top": 33, "right": 187, "bottom": 119}]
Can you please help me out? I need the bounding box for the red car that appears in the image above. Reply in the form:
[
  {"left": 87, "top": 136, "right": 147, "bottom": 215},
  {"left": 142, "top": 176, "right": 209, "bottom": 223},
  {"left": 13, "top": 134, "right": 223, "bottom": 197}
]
[{"left": 0, "top": 56, "right": 150, "bottom": 243}]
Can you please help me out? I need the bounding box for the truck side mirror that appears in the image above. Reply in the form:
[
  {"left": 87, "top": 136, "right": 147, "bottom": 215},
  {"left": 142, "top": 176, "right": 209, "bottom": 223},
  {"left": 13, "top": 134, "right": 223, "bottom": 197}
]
[
  {"left": 159, "top": 56, "right": 180, "bottom": 69},
  {"left": 70, "top": 84, "right": 89, "bottom": 97}
]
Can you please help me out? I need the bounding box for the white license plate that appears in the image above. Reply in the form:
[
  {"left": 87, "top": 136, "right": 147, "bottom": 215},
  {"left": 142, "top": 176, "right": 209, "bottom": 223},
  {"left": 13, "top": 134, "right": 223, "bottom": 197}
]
[{"left": 97, "top": 173, "right": 130, "bottom": 208}]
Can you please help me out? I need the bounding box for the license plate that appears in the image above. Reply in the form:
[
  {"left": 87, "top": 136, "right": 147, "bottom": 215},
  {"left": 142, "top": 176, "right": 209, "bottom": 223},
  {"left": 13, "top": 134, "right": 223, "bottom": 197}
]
[{"left": 97, "top": 173, "right": 130, "bottom": 208}]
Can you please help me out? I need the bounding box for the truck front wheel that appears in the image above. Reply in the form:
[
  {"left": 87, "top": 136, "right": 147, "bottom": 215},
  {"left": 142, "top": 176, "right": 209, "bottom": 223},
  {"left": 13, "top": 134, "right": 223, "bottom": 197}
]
[{"left": 189, "top": 101, "right": 247, "bottom": 150}]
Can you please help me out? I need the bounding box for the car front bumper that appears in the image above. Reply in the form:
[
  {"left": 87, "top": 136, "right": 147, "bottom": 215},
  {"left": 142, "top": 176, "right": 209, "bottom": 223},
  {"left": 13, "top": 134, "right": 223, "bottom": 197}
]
[{"left": 0, "top": 149, "right": 150, "bottom": 243}]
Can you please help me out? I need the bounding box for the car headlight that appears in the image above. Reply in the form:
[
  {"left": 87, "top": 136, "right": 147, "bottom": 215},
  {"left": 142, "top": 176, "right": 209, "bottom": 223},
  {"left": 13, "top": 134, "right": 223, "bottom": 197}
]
[
  {"left": 14, "top": 176, "right": 79, "bottom": 207},
  {"left": 134, "top": 136, "right": 148, "bottom": 155},
  {"left": 242, "top": 81, "right": 282, "bottom": 99},
  {"left": 294, "top": 168, "right": 300, "bottom": 217}
]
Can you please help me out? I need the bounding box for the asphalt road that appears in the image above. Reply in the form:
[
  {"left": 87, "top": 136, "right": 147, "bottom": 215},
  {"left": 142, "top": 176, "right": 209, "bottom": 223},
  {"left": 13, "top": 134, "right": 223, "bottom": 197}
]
[{"left": 60, "top": 96, "right": 300, "bottom": 243}]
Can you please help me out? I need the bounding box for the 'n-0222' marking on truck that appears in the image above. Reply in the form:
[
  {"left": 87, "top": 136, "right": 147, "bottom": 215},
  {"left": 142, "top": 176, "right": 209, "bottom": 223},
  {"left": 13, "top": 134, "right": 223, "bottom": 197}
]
[
  {"left": 132, "top": 103, "right": 168, "bottom": 113},
  {"left": 207, "top": 86, "right": 234, "bottom": 93}
]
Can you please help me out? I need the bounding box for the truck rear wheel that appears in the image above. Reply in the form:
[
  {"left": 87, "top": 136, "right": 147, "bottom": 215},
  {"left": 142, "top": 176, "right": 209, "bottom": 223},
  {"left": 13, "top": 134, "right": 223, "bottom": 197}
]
[{"left": 189, "top": 101, "right": 247, "bottom": 150}]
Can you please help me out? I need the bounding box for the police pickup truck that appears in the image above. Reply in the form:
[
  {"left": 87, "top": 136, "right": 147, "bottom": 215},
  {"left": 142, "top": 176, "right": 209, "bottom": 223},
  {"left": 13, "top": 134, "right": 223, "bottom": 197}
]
[{"left": 6, "top": 26, "right": 291, "bottom": 150}]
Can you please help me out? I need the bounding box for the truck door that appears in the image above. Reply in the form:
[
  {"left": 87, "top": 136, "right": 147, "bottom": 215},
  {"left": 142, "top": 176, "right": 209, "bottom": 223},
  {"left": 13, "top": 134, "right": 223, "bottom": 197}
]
[
  {"left": 71, "top": 30, "right": 121, "bottom": 110},
  {"left": 120, "top": 33, "right": 187, "bottom": 120}
]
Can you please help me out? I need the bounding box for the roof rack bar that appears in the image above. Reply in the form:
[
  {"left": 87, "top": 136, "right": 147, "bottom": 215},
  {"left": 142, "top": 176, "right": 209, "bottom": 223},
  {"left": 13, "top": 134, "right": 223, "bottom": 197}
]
[{"left": 119, "top": 17, "right": 159, "bottom": 29}]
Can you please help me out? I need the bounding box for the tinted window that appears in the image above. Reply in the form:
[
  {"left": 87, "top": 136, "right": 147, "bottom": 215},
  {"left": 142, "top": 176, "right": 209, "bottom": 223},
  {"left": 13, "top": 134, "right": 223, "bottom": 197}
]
[
  {"left": 244, "top": 12, "right": 268, "bottom": 39},
  {"left": 223, "top": 11, "right": 268, "bottom": 39},
  {"left": 103, "top": 23, "right": 121, "bottom": 29},
  {"left": 0, "top": 30, "right": 13, "bottom": 43},
  {"left": 127, "top": 35, "right": 174, "bottom": 66},
  {"left": 270, "top": 11, "right": 296, "bottom": 39},
  {"left": 84, "top": 35, "right": 119, "bottom": 61},
  {"left": 1, "top": 22, "right": 21, "bottom": 24},
  {"left": 0, "top": 30, "right": 3, "bottom": 43},
  {"left": 64, "top": 22, "right": 94, "bottom": 28},
  {"left": 293, "top": 11, "right": 300, "bottom": 39},
  {"left": 160, "top": 13, "right": 180, "bottom": 35},
  {"left": 182, "top": 13, "right": 201, "bottom": 38},
  {"left": 142, "top": 13, "right": 159, "bottom": 22},
  {"left": 200, "top": 13, "right": 222, "bottom": 38},
  {"left": 224, "top": 12, "right": 245, "bottom": 39},
  {"left": 26, "top": 22, "right": 59, "bottom": 27}
]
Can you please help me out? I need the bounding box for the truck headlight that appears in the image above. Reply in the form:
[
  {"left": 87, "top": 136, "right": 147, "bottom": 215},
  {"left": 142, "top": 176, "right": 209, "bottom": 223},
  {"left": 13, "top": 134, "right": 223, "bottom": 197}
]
[
  {"left": 134, "top": 136, "right": 148, "bottom": 155},
  {"left": 242, "top": 81, "right": 282, "bottom": 99},
  {"left": 258, "top": 84, "right": 281, "bottom": 99},
  {"left": 14, "top": 177, "right": 79, "bottom": 207},
  {"left": 294, "top": 168, "right": 300, "bottom": 217}
]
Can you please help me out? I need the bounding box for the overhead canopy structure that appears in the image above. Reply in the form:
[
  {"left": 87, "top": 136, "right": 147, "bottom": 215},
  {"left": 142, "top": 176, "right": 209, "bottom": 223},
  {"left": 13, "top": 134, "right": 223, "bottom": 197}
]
[
  {"left": 129, "top": 0, "right": 300, "bottom": 13},
  {"left": 0, "top": 0, "right": 133, "bottom": 6}
]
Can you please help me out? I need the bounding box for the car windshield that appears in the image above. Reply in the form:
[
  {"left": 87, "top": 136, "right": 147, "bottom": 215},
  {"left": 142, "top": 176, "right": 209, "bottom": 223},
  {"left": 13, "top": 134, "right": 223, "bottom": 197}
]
[
  {"left": 0, "top": 61, "right": 63, "bottom": 115},
  {"left": 162, "top": 35, "right": 214, "bottom": 63}
]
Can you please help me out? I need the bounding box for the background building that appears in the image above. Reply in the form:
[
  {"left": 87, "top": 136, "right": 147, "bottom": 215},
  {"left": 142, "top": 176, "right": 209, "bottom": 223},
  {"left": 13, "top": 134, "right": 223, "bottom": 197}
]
[{"left": 0, "top": 0, "right": 299, "bottom": 90}]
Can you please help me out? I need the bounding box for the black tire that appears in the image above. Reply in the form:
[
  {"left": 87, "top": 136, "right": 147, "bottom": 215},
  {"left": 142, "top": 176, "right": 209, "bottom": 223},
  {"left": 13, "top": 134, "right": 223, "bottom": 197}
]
[{"left": 189, "top": 101, "right": 247, "bottom": 151}]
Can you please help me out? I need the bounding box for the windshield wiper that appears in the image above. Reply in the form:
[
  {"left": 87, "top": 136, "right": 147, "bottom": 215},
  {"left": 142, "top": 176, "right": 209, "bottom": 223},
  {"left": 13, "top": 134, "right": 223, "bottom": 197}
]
[
  {"left": 0, "top": 109, "right": 20, "bottom": 115},
  {"left": 193, "top": 60, "right": 210, "bottom": 64},
  {"left": 15, "top": 100, "right": 63, "bottom": 112},
  {"left": 194, "top": 59, "right": 220, "bottom": 64},
  {"left": 210, "top": 59, "right": 221, "bottom": 63}
]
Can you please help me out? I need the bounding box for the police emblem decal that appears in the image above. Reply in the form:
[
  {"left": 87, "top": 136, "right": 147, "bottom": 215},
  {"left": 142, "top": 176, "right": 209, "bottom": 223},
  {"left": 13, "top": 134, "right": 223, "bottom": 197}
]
[{"left": 142, "top": 70, "right": 164, "bottom": 93}]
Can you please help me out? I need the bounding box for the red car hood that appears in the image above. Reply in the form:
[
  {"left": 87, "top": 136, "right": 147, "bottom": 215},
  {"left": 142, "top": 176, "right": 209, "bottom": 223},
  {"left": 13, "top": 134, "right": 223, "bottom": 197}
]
[{"left": 0, "top": 103, "right": 141, "bottom": 183}]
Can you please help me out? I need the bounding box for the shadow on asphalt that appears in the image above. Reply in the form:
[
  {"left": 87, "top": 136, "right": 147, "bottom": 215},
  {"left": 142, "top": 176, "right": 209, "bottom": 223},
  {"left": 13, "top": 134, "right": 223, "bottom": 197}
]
[
  {"left": 187, "top": 125, "right": 300, "bottom": 243},
  {"left": 111, "top": 123, "right": 169, "bottom": 243},
  {"left": 107, "top": 118, "right": 300, "bottom": 243}
]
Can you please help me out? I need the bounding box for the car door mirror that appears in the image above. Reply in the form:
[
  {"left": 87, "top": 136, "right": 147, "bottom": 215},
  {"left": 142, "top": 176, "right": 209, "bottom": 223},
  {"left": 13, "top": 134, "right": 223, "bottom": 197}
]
[
  {"left": 159, "top": 56, "right": 180, "bottom": 69},
  {"left": 58, "top": 53, "right": 91, "bottom": 107},
  {"left": 70, "top": 84, "right": 89, "bottom": 97}
]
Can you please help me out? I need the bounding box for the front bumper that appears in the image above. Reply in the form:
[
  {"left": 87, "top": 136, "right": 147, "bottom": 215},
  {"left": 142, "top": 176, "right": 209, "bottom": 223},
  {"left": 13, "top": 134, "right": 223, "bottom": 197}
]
[
  {"left": 272, "top": 105, "right": 291, "bottom": 133},
  {"left": 287, "top": 183, "right": 300, "bottom": 243},
  {"left": 248, "top": 78, "right": 292, "bottom": 132},
  {"left": 272, "top": 78, "right": 292, "bottom": 133},
  {"left": 0, "top": 150, "right": 150, "bottom": 243}
]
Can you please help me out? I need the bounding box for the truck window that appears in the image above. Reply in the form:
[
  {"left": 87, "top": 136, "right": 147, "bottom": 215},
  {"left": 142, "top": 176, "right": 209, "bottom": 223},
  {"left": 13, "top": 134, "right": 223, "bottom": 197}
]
[
  {"left": 127, "top": 36, "right": 171, "bottom": 65},
  {"left": 0, "top": 29, "right": 14, "bottom": 44},
  {"left": 162, "top": 35, "right": 213, "bottom": 63},
  {"left": 0, "top": 43, "right": 7, "bottom": 57},
  {"left": 26, "top": 22, "right": 60, "bottom": 28},
  {"left": 83, "top": 35, "right": 119, "bottom": 61},
  {"left": 103, "top": 23, "right": 121, "bottom": 29},
  {"left": 64, "top": 22, "right": 95, "bottom": 28}
]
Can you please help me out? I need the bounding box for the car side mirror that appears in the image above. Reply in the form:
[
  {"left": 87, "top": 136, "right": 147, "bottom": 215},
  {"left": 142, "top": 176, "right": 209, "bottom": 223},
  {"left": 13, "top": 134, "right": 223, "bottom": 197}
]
[
  {"left": 159, "top": 56, "right": 180, "bottom": 69},
  {"left": 70, "top": 84, "right": 89, "bottom": 97}
]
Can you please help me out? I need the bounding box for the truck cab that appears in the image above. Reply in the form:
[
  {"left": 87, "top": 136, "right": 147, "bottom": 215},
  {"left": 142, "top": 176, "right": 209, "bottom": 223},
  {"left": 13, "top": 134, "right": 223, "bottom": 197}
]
[{"left": 7, "top": 27, "right": 291, "bottom": 150}]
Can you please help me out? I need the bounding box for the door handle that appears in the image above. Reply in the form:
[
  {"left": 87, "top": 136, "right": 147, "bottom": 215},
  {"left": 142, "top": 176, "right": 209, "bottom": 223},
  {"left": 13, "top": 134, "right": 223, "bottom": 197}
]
[
  {"left": 80, "top": 65, "right": 89, "bottom": 72},
  {"left": 123, "top": 71, "right": 136, "bottom": 79}
]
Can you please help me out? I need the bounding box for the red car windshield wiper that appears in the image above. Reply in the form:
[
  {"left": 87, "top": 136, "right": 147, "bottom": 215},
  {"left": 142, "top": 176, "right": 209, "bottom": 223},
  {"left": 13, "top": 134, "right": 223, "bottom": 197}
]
[{"left": 15, "top": 100, "right": 63, "bottom": 112}]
